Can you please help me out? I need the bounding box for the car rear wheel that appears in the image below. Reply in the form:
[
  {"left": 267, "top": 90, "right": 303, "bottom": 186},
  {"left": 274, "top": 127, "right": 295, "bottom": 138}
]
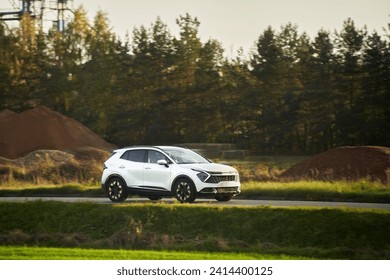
[
  {"left": 173, "top": 178, "right": 196, "bottom": 203},
  {"left": 106, "top": 177, "right": 128, "bottom": 202}
]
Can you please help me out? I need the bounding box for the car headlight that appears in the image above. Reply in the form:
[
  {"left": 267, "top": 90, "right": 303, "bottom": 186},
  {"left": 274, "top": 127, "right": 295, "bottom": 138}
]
[{"left": 196, "top": 171, "right": 210, "bottom": 182}]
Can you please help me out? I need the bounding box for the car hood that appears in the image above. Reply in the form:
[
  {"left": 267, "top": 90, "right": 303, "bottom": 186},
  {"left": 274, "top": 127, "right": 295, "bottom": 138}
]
[{"left": 181, "top": 163, "right": 237, "bottom": 174}]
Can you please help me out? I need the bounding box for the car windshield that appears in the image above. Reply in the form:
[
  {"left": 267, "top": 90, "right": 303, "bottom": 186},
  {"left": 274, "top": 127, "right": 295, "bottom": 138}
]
[{"left": 162, "top": 148, "right": 210, "bottom": 164}]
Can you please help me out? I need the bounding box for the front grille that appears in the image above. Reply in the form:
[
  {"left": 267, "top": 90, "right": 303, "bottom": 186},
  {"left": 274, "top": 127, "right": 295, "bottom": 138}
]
[{"left": 206, "top": 175, "right": 236, "bottom": 183}]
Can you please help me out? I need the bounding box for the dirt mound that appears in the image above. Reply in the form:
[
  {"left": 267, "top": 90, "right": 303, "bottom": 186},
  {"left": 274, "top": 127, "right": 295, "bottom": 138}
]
[
  {"left": 15, "top": 150, "right": 76, "bottom": 169},
  {"left": 0, "top": 106, "right": 115, "bottom": 159},
  {"left": 0, "top": 149, "right": 111, "bottom": 184},
  {"left": 280, "top": 146, "right": 390, "bottom": 184}
]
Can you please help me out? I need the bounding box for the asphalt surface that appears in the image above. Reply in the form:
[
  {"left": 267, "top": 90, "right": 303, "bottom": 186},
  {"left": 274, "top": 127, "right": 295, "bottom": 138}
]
[{"left": 1, "top": 196, "right": 390, "bottom": 210}]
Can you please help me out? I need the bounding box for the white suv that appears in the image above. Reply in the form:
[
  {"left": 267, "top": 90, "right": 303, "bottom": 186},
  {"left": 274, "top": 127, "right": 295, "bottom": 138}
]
[{"left": 101, "top": 146, "right": 240, "bottom": 203}]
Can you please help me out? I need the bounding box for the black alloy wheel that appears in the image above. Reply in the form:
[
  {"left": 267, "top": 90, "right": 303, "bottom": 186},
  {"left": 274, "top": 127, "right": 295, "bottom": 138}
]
[
  {"left": 107, "top": 177, "right": 128, "bottom": 202},
  {"left": 173, "top": 178, "right": 196, "bottom": 203}
]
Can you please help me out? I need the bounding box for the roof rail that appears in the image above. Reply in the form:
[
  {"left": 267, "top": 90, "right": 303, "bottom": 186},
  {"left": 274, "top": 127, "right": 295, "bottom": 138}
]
[{"left": 117, "top": 145, "right": 165, "bottom": 151}]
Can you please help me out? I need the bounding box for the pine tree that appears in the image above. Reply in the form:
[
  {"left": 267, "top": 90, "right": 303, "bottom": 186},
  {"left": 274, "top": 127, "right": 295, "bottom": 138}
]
[
  {"left": 334, "top": 18, "right": 367, "bottom": 145},
  {"left": 361, "top": 31, "right": 390, "bottom": 145}
]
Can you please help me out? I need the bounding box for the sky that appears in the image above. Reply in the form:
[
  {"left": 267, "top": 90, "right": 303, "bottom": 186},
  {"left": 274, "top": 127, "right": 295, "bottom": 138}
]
[{"left": 1, "top": 0, "right": 389, "bottom": 56}]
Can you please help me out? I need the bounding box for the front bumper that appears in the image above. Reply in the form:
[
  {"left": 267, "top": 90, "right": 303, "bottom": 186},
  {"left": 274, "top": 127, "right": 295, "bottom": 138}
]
[{"left": 199, "top": 186, "right": 241, "bottom": 196}]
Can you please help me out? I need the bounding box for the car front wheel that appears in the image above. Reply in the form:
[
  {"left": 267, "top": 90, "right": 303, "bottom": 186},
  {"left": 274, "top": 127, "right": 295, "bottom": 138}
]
[
  {"left": 173, "top": 178, "right": 196, "bottom": 203},
  {"left": 106, "top": 177, "right": 128, "bottom": 202}
]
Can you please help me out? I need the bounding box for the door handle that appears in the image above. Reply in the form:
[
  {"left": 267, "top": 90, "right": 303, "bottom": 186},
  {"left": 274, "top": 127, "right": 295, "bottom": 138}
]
[
  {"left": 119, "top": 165, "right": 125, "bottom": 169},
  {"left": 145, "top": 166, "right": 151, "bottom": 170}
]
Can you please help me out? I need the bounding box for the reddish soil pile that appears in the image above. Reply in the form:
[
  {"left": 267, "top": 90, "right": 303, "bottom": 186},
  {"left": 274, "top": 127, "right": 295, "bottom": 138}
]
[
  {"left": 0, "top": 106, "right": 115, "bottom": 159},
  {"left": 280, "top": 146, "right": 390, "bottom": 184}
]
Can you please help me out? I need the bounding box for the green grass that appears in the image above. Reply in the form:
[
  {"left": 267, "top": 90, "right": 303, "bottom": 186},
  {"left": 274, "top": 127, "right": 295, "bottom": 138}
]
[
  {"left": 240, "top": 180, "right": 390, "bottom": 203},
  {"left": 0, "top": 246, "right": 304, "bottom": 260},
  {"left": 0, "top": 201, "right": 390, "bottom": 259}
]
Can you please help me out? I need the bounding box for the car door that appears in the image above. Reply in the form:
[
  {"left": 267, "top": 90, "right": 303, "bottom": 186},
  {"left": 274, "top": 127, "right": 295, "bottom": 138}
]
[
  {"left": 143, "top": 150, "right": 172, "bottom": 190},
  {"left": 118, "top": 149, "right": 146, "bottom": 188}
]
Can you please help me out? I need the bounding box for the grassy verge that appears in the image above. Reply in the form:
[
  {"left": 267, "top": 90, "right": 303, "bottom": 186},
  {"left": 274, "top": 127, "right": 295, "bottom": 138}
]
[
  {"left": 0, "top": 183, "right": 102, "bottom": 197},
  {"left": 0, "top": 246, "right": 303, "bottom": 260},
  {"left": 240, "top": 181, "right": 390, "bottom": 203},
  {"left": 2, "top": 180, "right": 390, "bottom": 203},
  {"left": 0, "top": 201, "right": 389, "bottom": 259}
]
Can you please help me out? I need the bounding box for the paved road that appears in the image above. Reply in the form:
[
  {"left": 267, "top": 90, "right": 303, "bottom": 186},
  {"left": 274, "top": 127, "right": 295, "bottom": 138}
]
[{"left": 1, "top": 196, "right": 390, "bottom": 210}]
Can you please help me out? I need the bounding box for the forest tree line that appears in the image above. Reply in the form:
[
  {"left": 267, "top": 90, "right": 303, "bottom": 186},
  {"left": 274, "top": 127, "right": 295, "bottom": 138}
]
[{"left": 0, "top": 8, "right": 389, "bottom": 153}]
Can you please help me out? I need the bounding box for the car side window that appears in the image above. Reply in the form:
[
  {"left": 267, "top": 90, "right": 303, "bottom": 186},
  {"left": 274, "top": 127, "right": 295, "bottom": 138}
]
[
  {"left": 120, "top": 151, "right": 130, "bottom": 160},
  {"left": 148, "top": 150, "right": 168, "bottom": 164},
  {"left": 129, "top": 150, "right": 146, "bottom": 162},
  {"left": 120, "top": 150, "right": 146, "bottom": 162}
]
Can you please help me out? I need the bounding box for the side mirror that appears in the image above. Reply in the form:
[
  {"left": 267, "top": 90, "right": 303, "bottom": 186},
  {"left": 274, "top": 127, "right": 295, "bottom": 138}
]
[{"left": 157, "top": 159, "right": 169, "bottom": 167}]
